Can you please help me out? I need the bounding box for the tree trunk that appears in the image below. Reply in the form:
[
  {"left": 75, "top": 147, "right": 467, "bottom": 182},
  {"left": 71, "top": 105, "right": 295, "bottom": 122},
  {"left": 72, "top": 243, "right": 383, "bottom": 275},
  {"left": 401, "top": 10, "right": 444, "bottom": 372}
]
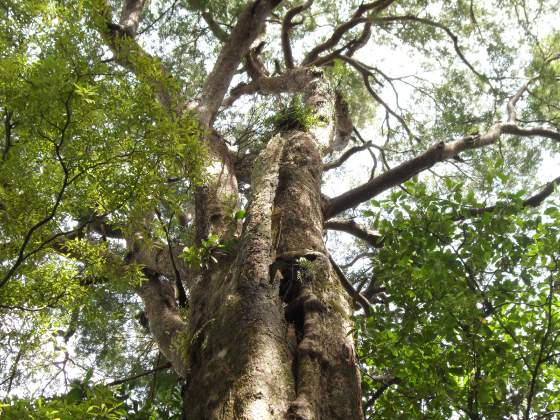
[{"left": 182, "top": 131, "right": 363, "bottom": 419}]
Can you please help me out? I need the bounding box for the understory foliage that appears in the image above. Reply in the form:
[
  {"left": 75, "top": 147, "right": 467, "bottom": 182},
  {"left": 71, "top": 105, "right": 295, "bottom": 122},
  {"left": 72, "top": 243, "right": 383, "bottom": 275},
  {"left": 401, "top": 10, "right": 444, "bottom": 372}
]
[{"left": 1, "top": 0, "right": 559, "bottom": 418}]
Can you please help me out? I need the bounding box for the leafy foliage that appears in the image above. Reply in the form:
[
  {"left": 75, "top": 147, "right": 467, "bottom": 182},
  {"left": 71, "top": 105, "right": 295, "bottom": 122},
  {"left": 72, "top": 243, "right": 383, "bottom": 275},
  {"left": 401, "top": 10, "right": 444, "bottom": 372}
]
[
  {"left": 357, "top": 180, "right": 560, "bottom": 418},
  {"left": 0, "top": 1, "right": 204, "bottom": 415},
  {"left": 266, "top": 95, "right": 324, "bottom": 133}
]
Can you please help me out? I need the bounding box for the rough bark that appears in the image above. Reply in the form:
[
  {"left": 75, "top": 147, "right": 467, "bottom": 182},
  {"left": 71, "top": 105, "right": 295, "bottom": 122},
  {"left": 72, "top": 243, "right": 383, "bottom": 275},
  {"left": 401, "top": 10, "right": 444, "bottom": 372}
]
[
  {"left": 182, "top": 131, "right": 363, "bottom": 419},
  {"left": 136, "top": 271, "right": 188, "bottom": 377}
]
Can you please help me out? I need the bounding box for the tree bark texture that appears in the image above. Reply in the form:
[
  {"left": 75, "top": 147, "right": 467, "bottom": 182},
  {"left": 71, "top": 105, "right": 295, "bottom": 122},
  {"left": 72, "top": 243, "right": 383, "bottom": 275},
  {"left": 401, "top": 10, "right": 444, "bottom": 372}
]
[{"left": 182, "top": 131, "right": 363, "bottom": 419}]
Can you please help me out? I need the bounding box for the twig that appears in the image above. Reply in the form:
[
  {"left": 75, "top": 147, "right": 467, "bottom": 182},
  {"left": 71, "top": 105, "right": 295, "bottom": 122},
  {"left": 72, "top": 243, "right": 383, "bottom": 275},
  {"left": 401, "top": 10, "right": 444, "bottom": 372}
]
[{"left": 106, "top": 362, "right": 172, "bottom": 386}]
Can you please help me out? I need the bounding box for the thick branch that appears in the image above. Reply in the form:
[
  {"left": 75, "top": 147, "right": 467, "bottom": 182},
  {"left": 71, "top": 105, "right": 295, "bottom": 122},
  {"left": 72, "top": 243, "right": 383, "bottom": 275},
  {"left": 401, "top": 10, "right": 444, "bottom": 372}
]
[
  {"left": 223, "top": 67, "right": 321, "bottom": 108},
  {"left": 136, "top": 271, "right": 188, "bottom": 377},
  {"left": 281, "top": 0, "right": 313, "bottom": 69},
  {"left": 119, "top": 0, "right": 148, "bottom": 36},
  {"left": 324, "top": 119, "right": 560, "bottom": 218},
  {"left": 324, "top": 218, "right": 383, "bottom": 248},
  {"left": 331, "top": 91, "right": 354, "bottom": 150},
  {"left": 96, "top": 0, "right": 177, "bottom": 110},
  {"left": 507, "top": 81, "right": 531, "bottom": 123},
  {"left": 347, "top": 21, "right": 372, "bottom": 57},
  {"left": 198, "top": 0, "right": 282, "bottom": 126}
]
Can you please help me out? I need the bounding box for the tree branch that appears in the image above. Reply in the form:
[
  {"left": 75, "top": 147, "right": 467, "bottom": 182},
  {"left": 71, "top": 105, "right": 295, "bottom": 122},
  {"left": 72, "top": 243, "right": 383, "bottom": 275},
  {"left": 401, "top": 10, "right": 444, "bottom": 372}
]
[
  {"left": 106, "top": 362, "right": 172, "bottom": 386},
  {"left": 374, "top": 15, "right": 487, "bottom": 82},
  {"left": 324, "top": 112, "right": 560, "bottom": 218},
  {"left": 524, "top": 273, "right": 556, "bottom": 419},
  {"left": 339, "top": 251, "right": 375, "bottom": 269},
  {"left": 281, "top": 0, "right": 313, "bottom": 69},
  {"left": 3, "top": 110, "right": 14, "bottom": 161},
  {"left": 136, "top": 270, "right": 188, "bottom": 377},
  {"left": 223, "top": 67, "right": 321, "bottom": 108},
  {"left": 198, "top": 0, "right": 282, "bottom": 126},
  {"left": 95, "top": 0, "right": 177, "bottom": 111},
  {"left": 507, "top": 80, "right": 532, "bottom": 123},
  {"left": 323, "top": 142, "right": 372, "bottom": 171},
  {"left": 0, "top": 93, "right": 74, "bottom": 289},
  {"left": 364, "top": 376, "right": 399, "bottom": 411},
  {"left": 337, "top": 54, "right": 416, "bottom": 140},
  {"left": 302, "top": 0, "right": 395, "bottom": 66},
  {"left": 347, "top": 21, "right": 373, "bottom": 57},
  {"left": 460, "top": 175, "right": 560, "bottom": 219},
  {"left": 119, "top": 0, "right": 148, "bottom": 37},
  {"left": 324, "top": 218, "right": 383, "bottom": 248},
  {"left": 329, "top": 254, "right": 372, "bottom": 316}
]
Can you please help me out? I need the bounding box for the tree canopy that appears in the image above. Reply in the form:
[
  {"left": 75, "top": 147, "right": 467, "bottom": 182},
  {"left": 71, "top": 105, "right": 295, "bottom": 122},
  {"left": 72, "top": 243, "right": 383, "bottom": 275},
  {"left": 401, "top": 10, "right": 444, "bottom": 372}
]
[{"left": 1, "top": 0, "right": 560, "bottom": 418}]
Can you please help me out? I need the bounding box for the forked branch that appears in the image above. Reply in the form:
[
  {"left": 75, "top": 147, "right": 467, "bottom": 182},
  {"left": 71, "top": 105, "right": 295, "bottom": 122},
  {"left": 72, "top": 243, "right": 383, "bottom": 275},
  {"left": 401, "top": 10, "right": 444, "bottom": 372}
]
[
  {"left": 302, "top": 0, "right": 395, "bottom": 66},
  {"left": 198, "top": 0, "right": 282, "bottom": 126}
]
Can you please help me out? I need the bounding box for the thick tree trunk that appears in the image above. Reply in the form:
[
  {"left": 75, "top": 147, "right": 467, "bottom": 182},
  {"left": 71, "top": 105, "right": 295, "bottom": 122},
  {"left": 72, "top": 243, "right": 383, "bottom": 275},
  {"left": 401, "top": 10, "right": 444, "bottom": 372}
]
[{"left": 182, "top": 131, "right": 363, "bottom": 419}]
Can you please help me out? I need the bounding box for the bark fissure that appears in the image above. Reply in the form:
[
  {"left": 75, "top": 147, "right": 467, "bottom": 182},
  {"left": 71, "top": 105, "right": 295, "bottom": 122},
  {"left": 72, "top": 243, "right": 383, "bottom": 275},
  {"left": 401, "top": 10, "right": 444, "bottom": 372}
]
[{"left": 270, "top": 131, "right": 363, "bottom": 419}]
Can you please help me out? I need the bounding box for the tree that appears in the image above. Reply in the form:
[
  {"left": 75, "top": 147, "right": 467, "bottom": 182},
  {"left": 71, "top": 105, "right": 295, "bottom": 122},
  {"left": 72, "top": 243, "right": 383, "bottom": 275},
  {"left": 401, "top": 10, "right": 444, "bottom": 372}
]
[{"left": 1, "top": 0, "right": 559, "bottom": 418}]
